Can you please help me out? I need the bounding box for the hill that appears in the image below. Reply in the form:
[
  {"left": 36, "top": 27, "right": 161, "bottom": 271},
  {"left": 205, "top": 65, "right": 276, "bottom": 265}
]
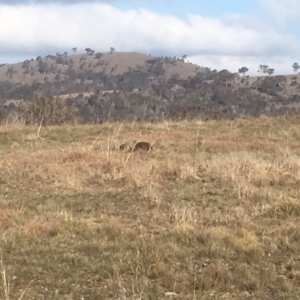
[
  {"left": 0, "top": 52, "right": 203, "bottom": 86},
  {"left": 0, "top": 51, "right": 300, "bottom": 123}
]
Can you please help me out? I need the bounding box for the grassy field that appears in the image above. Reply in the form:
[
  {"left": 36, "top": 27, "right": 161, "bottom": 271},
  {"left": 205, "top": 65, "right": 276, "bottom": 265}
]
[{"left": 1, "top": 115, "right": 300, "bottom": 299}]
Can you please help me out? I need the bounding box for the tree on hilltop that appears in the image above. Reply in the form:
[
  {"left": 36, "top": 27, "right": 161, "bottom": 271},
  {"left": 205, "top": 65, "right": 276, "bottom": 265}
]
[
  {"left": 258, "top": 65, "right": 274, "bottom": 76},
  {"left": 292, "top": 62, "right": 300, "bottom": 73},
  {"left": 72, "top": 47, "right": 77, "bottom": 54},
  {"left": 238, "top": 67, "right": 249, "bottom": 76},
  {"left": 85, "top": 48, "right": 92, "bottom": 54},
  {"left": 110, "top": 47, "right": 115, "bottom": 54},
  {"left": 266, "top": 68, "right": 274, "bottom": 76},
  {"left": 258, "top": 65, "right": 269, "bottom": 73}
]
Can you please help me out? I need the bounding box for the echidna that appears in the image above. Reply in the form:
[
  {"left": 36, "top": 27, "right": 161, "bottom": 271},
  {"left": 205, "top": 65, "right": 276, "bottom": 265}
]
[{"left": 133, "top": 142, "right": 153, "bottom": 152}]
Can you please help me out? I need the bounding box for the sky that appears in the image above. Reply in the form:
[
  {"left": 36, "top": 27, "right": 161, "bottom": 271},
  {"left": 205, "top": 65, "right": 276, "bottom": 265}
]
[{"left": 0, "top": 0, "right": 299, "bottom": 75}]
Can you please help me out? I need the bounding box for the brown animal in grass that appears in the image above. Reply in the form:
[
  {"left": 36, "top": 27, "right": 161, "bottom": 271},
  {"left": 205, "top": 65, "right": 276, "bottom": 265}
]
[
  {"left": 133, "top": 142, "right": 153, "bottom": 152},
  {"left": 119, "top": 143, "right": 133, "bottom": 153},
  {"left": 119, "top": 143, "right": 127, "bottom": 151}
]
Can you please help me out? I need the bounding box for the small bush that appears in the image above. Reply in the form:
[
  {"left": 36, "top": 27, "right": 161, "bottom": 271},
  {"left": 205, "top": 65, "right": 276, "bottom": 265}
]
[{"left": 18, "top": 95, "right": 75, "bottom": 126}]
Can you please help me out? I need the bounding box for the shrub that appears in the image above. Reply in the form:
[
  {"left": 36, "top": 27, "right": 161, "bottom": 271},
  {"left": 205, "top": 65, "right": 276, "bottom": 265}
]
[{"left": 18, "top": 95, "right": 75, "bottom": 126}]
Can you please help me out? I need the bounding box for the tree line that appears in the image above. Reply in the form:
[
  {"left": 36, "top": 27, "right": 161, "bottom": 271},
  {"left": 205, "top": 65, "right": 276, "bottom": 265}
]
[{"left": 238, "top": 63, "right": 300, "bottom": 77}]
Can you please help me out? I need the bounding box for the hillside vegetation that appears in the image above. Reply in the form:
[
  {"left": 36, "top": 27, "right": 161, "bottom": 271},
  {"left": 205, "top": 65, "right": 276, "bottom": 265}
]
[
  {"left": 1, "top": 115, "right": 300, "bottom": 299},
  {"left": 1, "top": 51, "right": 300, "bottom": 123}
]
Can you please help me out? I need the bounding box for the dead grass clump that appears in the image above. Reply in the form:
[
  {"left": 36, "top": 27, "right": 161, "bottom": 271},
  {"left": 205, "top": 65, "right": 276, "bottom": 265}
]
[
  {"left": 171, "top": 206, "right": 201, "bottom": 245},
  {"left": 196, "top": 226, "right": 264, "bottom": 260},
  {"left": 0, "top": 250, "right": 33, "bottom": 300},
  {"left": 198, "top": 206, "right": 254, "bottom": 228},
  {"left": 202, "top": 151, "right": 300, "bottom": 192},
  {"left": 135, "top": 241, "right": 171, "bottom": 281},
  {"left": 21, "top": 219, "right": 55, "bottom": 237},
  {"left": 263, "top": 198, "right": 300, "bottom": 219},
  {"left": 160, "top": 169, "right": 179, "bottom": 182},
  {"left": 179, "top": 164, "right": 201, "bottom": 182},
  {"left": 228, "top": 228, "right": 263, "bottom": 257},
  {"left": 125, "top": 162, "right": 157, "bottom": 188},
  {"left": 0, "top": 208, "right": 24, "bottom": 231},
  {"left": 196, "top": 261, "right": 233, "bottom": 293},
  {"left": 139, "top": 184, "right": 162, "bottom": 207},
  {"left": 234, "top": 263, "right": 278, "bottom": 294},
  {"left": 169, "top": 205, "right": 199, "bottom": 226},
  {"left": 100, "top": 217, "right": 127, "bottom": 242}
]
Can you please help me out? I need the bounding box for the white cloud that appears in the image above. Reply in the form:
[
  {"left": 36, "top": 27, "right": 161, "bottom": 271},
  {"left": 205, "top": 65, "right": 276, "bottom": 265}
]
[
  {"left": 0, "top": 2, "right": 299, "bottom": 75},
  {"left": 259, "top": 0, "right": 300, "bottom": 21}
]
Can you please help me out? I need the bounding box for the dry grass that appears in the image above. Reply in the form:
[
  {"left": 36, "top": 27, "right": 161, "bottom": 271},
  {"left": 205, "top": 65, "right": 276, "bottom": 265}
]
[{"left": 1, "top": 115, "right": 300, "bottom": 299}]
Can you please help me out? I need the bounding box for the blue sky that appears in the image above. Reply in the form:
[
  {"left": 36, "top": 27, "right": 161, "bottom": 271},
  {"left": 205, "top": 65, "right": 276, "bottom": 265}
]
[
  {"left": 0, "top": 0, "right": 299, "bottom": 75},
  {"left": 115, "top": 0, "right": 259, "bottom": 19}
]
